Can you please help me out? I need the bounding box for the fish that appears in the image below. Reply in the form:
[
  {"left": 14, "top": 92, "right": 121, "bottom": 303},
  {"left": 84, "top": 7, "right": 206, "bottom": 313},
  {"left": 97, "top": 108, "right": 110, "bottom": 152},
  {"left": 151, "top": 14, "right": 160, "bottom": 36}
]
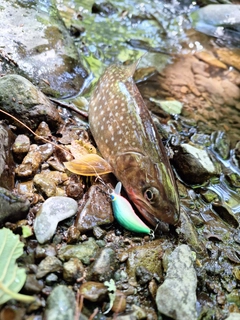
[
  {"left": 87, "top": 61, "right": 180, "bottom": 227},
  {"left": 111, "top": 182, "right": 154, "bottom": 237}
]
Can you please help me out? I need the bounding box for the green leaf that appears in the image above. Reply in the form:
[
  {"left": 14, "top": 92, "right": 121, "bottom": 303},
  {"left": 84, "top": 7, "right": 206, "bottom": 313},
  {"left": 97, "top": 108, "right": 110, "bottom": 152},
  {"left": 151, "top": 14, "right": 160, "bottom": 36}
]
[
  {"left": 21, "top": 225, "right": 33, "bottom": 238},
  {"left": 0, "top": 228, "right": 35, "bottom": 304},
  {"left": 150, "top": 98, "right": 183, "bottom": 115},
  {"left": 103, "top": 279, "right": 116, "bottom": 314}
]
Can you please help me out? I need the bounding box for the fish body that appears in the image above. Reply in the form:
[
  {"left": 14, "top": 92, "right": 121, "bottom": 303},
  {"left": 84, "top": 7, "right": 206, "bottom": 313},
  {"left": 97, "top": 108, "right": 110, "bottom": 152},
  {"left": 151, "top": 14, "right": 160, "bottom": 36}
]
[
  {"left": 111, "top": 182, "right": 154, "bottom": 236},
  {"left": 89, "top": 62, "right": 179, "bottom": 226}
]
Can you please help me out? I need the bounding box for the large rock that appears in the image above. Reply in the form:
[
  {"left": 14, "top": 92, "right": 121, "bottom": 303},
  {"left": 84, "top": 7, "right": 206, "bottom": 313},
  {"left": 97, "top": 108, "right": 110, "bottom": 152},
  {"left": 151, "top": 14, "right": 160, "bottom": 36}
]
[
  {"left": 44, "top": 285, "right": 76, "bottom": 320},
  {"left": 0, "top": 75, "right": 63, "bottom": 130},
  {"left": 34, "top": 196, "right": 78, "bottom": 244},
  {"left": 0, "top": 187, "right": 30, "bottom": 224},
  {"left": 0, "top": 0, "right": 88, "bottom": 97},
  {"left": 156, "top": 244, "right": 197, "bottom": 320},
  {"left": 172, "top": 143, "right": 220, "bottom": 185}
]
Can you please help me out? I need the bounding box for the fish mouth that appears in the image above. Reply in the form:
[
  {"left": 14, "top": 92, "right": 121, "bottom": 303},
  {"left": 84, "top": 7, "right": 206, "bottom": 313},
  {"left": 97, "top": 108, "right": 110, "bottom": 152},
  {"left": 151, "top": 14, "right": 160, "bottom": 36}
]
[{"left": 132, "top": 196, "right": 179, "bottom": 227}]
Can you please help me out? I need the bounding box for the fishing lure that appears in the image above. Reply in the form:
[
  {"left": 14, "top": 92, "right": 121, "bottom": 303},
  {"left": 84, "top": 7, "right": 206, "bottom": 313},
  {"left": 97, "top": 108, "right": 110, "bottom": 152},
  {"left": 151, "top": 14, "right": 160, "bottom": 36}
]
[{"left": 110, "top": 182, "right": 154, "bottom": 238}]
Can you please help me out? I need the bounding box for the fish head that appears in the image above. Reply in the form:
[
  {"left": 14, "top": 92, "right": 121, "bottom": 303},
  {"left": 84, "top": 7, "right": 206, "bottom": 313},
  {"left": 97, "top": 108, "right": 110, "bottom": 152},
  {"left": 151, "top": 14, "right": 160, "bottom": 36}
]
[{"left": 115, "top": 152, "right": 180, "bottom": 226}]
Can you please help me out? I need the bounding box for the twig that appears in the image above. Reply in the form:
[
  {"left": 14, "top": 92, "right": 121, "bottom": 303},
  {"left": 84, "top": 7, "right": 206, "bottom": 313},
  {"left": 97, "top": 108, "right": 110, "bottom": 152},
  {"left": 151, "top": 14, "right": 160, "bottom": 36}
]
[
  {"left": 75, "top": 292, "right": 84, "bottom": 320},
  {"left": 0, "top": 108, "right": 72, "bottom": 157},
  {"left": 88, "top": 308, "right": 99, "bottom": 320},
  {"left": 49, "top": 97, "right": 88, "bottom": 118}
]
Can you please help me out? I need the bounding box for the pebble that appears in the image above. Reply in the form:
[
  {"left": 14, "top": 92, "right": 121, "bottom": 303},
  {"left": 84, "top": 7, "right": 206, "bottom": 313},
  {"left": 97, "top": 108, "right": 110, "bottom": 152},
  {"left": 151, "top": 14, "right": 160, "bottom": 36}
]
[
  {"left": 45, "top": 273, "right": 59, "bottom": 285},
  {"left": 156, "top": 244, "right": 197, "bottom": 320},
  {"left": 58, "top": 237, "right": 99, "bottom": 265},
  {"left": 35, "top": 244, "right": 57, "bottom": 259},
  {"left": 36, "top": 256, "right": 62, "bottom": 279},
  {"left": 79, "top": 281, "right": 108, "bottom": 302},
  {"left": 87, "top": 247, "right": 117, "bottom": 282},
  {"left": 111, "top": 291, "right": 127, "bottom": 313},
  {"left": 12, "top": 134, "right": 30, "bottom": 155},
  {"left": 66, "top": 225, "right": 81, "bottom": 244},
  {"left": 173, "top": 143, "right": 220, "bottom": 184},
  {"left": 33, "top": 171, "right": 68, "bottom": 197},
  {"left": 15, "top": 144, "right": 42, "bottom": 177},
  {"left": 75, "top": 184, "right": 114, "bottom": 232},
  {"left": 63, "top": 258, "right": 85, "bottom": 282},
  {"left": 24, "top": 274, "right": 44, "bottom": 293},
  {"left": 211, "top": 130, "right": 231, "bottom": 160},
  {"left": 126, "top": 239, "right": 164, "bottom": 286},
  {"left": 34, "top": 196, "right": 78, "bottom": 244},
  {"left": 0, "top": 187, "right": 30, "bottom": 224},
  {"left": 38, "top": 143, "right": 54, "bottom": 161},
  {"left": 44, "top": 285, "right": 75, "bottom": 320}
]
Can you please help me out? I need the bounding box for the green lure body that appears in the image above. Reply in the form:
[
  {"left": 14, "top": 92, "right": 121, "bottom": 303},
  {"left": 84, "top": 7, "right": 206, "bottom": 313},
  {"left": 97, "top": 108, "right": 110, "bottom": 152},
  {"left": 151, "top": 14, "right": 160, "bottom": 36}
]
[{"left": 110, "top": 182, "right": 154, "bottom": 237}]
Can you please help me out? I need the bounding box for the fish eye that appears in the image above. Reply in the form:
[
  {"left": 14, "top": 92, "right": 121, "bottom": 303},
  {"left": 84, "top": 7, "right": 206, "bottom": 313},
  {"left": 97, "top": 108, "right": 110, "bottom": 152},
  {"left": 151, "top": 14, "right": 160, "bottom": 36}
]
[{"left": 144, "top": 187, "right": 160, "bottom": 205}]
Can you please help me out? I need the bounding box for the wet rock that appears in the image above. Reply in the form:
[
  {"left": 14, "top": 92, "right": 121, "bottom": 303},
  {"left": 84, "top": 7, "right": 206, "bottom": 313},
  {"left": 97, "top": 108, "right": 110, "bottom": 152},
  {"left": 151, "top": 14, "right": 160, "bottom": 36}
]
[
  {"left": 0, "top": 75, "right": 62, "bottom": 130},
  {"left": 136, "top": 266, "right": 153, "bottom": 285},
  {"left": 156, "top": 244, "right": 197, "bottom": 320},
  {"left": 36, "top": 256, "right": 62, "bottom": 279},
  {"left": 177, "top": 207, "right": 207, "bottom": 257},
  {"left": 114, "top": 305, "right": 146, "bottom": 320},
  {"left": 211, "top": 131, "right": 231, "bottom": 160},
  {"left": 34, "top": 196, "right": 78, "bottom": 244},
  {"left": 58, "top": 237, "right": 99, "bottom": 265},
  {"left": 47, "top": 157, "right": 66, "bottom": 173},
  {"left": 35, "top": 244, "right": 57, "bottom": 259},
  {"left": 15, "top": 144, "right": 42, "bottom": 177},
  {"left": 126, "top": 239, "right": 164, "bottom": 286},
  {"left": 63, "top": 258, "right": 85, "bottom": 282},
  {"left": 66, "top": 182, "right": 84, "bottom": 199},
  {"left": 0, "top": 0, "right": 87, "bottom": 97},
  {"left": 131, "top": 305, "right": 147, "bottom": 319},
  {"left": 0, "top": 123, "right": 15, "bottom": 190},
  {"left": 38, "top": 143, "right": 54, "bottom": 162},
  {"left": 33, "top": 171, "right": 68, "bottom": 197},
  {"left": 87, "top": 247, "right": 117, "bottom": 282},
  {"left": 44, "top": 285, "right": 75, "bottom": 320},
  {"left": 12, "top": 134, "right": 30, "bottom": 162},
  {"left": 93, "top": 226, "right": 107, "bottom": 239},
  {"left": 111, "top": 291, "right": 127, "bottom": 313},
  {"left": 45, "top": 273, "right": 59, "bottom": 285},
  {"left": 190, "top": 133, "right": 211, "bottom": 147},
  {"left": 34, "top": 121, "right": 52, "bottom": 140},
  {"left": 75, "top": 184, "right": 114, "bottom": 232},
  {"left": 0, "top": 187, "right": 30, "bottom": 224},
  {"left": 79, "top": 281, "right": 108, "bottom": 302},
  {"left": 24, "top": 274, "right": 44, "bottom": 294},
  {"left": 66, "top": 225, "right": 81, "bottom": 244},
  {"left": 172, "top": 143, "right": 219, "bottom": 185}
]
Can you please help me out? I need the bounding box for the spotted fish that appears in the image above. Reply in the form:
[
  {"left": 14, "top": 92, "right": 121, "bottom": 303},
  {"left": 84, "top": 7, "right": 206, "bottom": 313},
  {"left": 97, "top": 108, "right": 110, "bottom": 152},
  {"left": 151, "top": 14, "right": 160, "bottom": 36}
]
[{"left": 87, "top": 61, "right": 180, "bottom": 226}]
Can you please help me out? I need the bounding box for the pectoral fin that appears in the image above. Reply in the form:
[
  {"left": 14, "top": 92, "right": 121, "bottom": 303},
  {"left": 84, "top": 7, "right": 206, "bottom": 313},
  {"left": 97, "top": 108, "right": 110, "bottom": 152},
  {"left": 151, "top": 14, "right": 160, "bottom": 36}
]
[{"left": 64, "top": 154, "right": 112, "bottom": 176}]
